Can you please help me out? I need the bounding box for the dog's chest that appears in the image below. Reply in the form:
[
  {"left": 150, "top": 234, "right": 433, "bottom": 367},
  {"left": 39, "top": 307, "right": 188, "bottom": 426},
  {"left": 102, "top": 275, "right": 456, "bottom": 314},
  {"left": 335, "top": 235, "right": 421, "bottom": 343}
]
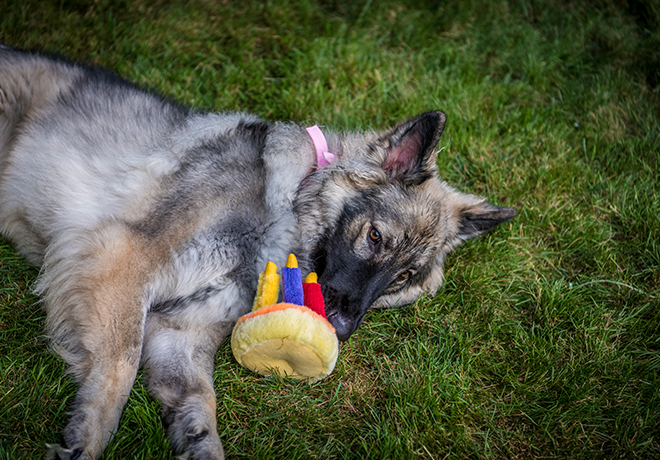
[{"left": 144, "top": 121, "right": 314, "bottom": 322}]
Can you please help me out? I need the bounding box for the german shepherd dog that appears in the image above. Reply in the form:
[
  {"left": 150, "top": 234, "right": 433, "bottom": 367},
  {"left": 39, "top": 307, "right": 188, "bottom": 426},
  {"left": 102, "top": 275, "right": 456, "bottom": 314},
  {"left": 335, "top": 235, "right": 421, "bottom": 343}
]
[{"left": 0, "top": 47, "right": 516, "bottom": 459}]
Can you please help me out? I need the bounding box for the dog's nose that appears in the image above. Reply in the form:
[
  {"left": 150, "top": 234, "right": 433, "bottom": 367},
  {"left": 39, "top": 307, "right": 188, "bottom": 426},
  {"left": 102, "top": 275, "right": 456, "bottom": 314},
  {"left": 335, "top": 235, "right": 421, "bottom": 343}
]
[{"left": 326, "top": 310, "right": 356, "bottom": 342}]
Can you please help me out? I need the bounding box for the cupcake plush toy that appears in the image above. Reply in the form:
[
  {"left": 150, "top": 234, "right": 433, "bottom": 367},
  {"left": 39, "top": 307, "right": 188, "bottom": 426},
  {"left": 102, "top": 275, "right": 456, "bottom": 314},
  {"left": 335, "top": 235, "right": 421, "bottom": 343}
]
[{"left": 231, "top": 254, "right": 339, "bottom": 382}]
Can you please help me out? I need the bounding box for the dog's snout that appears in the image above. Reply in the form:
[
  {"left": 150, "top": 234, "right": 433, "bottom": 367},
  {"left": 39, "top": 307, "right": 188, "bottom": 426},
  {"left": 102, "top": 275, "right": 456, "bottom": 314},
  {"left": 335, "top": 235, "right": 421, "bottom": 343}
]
[
  {"left": 320, "top": 275, "right": 375, "bottom": 341},
  {"left": 339, "top": 294, "right": 350, "bottom": 308}
]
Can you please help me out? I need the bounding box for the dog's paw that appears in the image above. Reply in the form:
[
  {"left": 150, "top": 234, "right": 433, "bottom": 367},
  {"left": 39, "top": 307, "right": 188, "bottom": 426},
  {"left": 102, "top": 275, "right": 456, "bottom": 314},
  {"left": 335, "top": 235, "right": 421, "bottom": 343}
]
[
  {"left": 172, "top": 431, "right": 225, "bottom": 460},
  {"left": 45, "top": 444, "right": 86, "bottom": 460}
]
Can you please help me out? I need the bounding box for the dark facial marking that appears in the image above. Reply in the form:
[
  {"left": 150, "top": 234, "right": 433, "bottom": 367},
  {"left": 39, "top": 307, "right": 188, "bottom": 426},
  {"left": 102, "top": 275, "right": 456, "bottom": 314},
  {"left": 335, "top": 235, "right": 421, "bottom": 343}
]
[{"left": 313, "top": 190, "right": 437, "bottom": 341}]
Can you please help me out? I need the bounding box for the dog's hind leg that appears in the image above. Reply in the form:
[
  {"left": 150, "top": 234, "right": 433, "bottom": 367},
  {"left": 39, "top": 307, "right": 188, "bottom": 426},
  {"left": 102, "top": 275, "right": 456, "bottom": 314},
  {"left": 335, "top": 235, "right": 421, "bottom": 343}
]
[
  {"left": 141, "top": 313, "right": 234, "bottom": 460},
  {"left": 41, "top": 225, "right": 152, "bottom": 460}
]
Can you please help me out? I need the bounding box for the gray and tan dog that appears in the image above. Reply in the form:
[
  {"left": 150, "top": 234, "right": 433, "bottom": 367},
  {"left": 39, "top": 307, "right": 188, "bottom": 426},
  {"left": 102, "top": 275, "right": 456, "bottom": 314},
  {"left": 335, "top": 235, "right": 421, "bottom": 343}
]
[{"left": 0, "top": 47, "right": 515, "bottom": 459}]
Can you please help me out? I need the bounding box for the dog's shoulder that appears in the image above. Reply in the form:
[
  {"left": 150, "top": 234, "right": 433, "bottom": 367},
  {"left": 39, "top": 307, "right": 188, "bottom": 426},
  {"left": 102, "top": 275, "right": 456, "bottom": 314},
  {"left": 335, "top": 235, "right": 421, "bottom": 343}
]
[{"left": 261, "top": 122, "right": 316, "bottom": 209}]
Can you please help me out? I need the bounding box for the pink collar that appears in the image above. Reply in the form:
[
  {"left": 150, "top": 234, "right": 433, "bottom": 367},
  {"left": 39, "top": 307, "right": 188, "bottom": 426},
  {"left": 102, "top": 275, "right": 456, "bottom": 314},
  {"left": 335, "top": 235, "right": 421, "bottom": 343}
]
[{"left": 306, "top": 125, "right": 336, "bottom": 168}]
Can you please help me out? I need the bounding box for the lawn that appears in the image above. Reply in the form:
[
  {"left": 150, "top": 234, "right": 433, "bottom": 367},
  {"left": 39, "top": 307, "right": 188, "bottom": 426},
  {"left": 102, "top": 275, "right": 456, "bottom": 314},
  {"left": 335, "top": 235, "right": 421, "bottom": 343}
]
[{"left": 1, "top": 0, "right": 659, "bottom": 458}]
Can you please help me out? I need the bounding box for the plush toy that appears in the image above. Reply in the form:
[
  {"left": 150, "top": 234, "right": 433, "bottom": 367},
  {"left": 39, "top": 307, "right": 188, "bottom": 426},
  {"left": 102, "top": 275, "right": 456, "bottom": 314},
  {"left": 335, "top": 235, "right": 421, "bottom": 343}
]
[{"left": 231, "top": 254, "right": 339, "bottom": 382}]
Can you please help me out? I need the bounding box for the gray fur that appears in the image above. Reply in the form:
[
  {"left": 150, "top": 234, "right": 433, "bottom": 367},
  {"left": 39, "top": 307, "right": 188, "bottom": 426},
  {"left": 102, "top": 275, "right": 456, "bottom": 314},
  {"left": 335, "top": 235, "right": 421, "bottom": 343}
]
[{"left": 0, "top": 48, "right": 515, "bottom": 459}]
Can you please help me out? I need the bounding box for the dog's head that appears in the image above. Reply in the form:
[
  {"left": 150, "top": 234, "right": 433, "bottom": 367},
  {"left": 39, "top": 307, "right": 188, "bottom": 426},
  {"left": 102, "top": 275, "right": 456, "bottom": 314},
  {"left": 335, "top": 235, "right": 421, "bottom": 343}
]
[{"left": 296, "top": 111, "right": 516, "bottom": 341}]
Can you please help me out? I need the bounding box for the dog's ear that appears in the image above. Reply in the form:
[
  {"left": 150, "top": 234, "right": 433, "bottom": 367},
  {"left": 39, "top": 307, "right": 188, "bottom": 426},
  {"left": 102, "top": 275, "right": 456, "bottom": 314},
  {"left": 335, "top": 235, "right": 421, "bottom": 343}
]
[
  {"left": 418, "top": 191, "right": 516, "bottom": 299},
  {"left": 446, "top": 190, "right": 517, "bottom": 248},
  {"left": 374, "top": 111, "right": 446, "bottom": 185},
  {"left": 456, "top": 201, "right": 517, "bottom": 241}
]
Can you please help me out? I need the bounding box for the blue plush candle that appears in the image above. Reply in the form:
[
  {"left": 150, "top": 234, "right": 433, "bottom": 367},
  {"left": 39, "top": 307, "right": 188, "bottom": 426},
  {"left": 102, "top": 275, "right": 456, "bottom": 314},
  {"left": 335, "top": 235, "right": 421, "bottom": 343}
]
[{"left": 281, "top": 254, "right": 304, "bottom": 306}]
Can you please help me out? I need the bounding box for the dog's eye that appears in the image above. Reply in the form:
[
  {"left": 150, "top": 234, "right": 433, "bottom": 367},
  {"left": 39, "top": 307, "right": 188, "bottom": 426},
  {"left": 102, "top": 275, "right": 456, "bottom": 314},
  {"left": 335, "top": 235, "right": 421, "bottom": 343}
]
[
  {"left": 368, "top": 227, "right": 382, "bottom": 245},
  {"left": 398, "top": 270, "right": 411, "bottom": 281}
]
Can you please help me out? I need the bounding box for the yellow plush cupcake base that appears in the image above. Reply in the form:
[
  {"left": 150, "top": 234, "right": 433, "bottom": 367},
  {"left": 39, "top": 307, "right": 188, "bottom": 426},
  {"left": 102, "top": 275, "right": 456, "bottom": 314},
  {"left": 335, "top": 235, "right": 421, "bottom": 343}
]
[
  {"left": 231, "top": 303, "right": 338, "bottom": 382},
  {"left": 240, "top": 338, "right": 324, "bottom": 377}
]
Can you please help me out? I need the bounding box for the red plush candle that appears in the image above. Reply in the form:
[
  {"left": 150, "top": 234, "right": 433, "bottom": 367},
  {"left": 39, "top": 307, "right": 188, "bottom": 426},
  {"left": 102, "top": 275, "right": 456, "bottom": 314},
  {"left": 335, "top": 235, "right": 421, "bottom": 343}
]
[{"left": 302, "top": 272, "right": 326, "bottom": 318}]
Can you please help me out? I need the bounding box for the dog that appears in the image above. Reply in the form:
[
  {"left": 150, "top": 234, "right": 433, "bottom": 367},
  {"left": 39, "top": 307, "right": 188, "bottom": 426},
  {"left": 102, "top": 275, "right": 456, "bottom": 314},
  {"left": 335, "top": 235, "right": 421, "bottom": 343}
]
[{"left": 0, "top": 46, "right": 516, "bottom": 459}]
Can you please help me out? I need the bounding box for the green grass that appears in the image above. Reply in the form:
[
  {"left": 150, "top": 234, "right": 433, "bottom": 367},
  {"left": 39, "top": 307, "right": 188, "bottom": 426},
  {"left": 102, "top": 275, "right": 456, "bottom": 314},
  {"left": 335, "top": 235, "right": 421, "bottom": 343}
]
[{"left": 1, "top": 0, "right": 659, "bottom": 458}]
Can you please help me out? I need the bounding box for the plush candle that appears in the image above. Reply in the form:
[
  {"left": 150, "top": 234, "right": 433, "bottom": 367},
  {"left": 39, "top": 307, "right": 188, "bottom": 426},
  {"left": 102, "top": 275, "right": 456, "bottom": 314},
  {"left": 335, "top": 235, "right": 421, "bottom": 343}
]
[
  {"left": 302, "top": 272, "right": 326, "bottom": 318},
  {"left": 252, "top": 261, "right": 279, "bottom": 311},
  {"left": 281, "top": 253, "right": 304, "bottom": 306}
]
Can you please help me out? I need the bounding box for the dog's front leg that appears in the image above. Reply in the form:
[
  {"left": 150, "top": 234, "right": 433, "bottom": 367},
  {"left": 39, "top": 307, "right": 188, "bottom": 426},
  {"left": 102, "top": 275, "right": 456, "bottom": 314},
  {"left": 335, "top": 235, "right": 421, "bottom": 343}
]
[
  {"left": 42, "top": 226, "right": 152, "bottom": 460},
  {"left": 142, "top": 313, "right": 233, "bottom": 459}
]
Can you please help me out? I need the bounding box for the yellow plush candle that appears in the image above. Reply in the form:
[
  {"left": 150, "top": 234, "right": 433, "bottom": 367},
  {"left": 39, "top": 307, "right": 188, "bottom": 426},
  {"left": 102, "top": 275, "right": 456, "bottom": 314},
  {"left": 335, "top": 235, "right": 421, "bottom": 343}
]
[{"left": 252, "top": 261, "right": 280, "bottom": 311}]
